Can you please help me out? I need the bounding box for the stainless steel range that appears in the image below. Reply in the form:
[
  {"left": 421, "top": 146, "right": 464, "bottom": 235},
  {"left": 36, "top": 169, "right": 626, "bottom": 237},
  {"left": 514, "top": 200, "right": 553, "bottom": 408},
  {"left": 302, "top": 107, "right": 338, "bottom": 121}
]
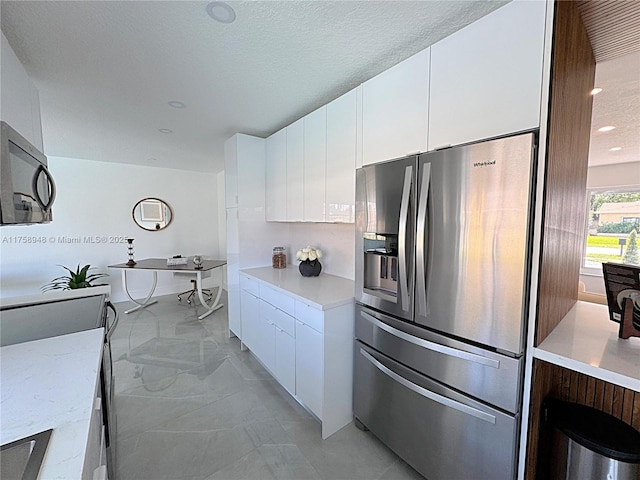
[{"left": 354, "top": 132, "right": 537, "bottom": 479}]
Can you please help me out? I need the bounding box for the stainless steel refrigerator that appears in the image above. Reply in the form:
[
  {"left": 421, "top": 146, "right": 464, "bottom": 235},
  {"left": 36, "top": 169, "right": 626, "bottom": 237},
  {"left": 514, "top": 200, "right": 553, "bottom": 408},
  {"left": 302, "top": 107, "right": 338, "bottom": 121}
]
[{"left": 354, "top": 132, "right": 536, "bottom": 480}]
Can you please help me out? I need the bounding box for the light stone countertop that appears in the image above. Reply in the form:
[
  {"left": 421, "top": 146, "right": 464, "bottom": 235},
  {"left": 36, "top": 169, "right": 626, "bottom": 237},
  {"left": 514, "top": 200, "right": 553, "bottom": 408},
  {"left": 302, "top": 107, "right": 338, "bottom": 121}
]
[
  {"left": 534, "top": 301, "right": 640, "bottom": 391},
  {"left": 0, "top": 328, "right": 104, "bottom": 479},
  {"left": 241, "top": 266, "right": 354, "bottom": 310}
]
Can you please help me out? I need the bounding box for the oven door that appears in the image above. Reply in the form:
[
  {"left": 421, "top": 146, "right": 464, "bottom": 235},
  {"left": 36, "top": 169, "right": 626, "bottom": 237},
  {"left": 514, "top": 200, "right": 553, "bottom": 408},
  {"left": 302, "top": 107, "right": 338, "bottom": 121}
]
[{"left": 354, "top": 341, "right": 519, "bottom": 480}]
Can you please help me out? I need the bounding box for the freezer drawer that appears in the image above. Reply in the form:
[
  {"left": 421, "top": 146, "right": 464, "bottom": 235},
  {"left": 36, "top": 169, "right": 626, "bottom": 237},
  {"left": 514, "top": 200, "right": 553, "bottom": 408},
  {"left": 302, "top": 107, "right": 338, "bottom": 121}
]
[
  {"left": 354, "top": 341, "right": 519, "bottom": 480},
  {"left": 355, "top": 304, "right": 523, "bottom": 413}
]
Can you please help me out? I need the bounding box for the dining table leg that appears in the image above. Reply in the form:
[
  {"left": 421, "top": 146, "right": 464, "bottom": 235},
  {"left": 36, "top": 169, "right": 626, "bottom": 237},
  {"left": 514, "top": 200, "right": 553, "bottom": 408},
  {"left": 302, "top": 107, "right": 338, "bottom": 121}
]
[
  {"left": 122, "top": 269, "right": 158, "bottom": 314},
  {"left": 196, "top": 268, "right": 224, "bottom": 320}
]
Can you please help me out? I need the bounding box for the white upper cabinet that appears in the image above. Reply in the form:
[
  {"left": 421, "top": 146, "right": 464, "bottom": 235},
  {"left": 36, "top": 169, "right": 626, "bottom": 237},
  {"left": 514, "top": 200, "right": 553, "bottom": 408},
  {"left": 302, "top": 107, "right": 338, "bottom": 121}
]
[
  {"left": 428, "top": 0, "right": 547, "bottom": 149},
  {"left": 286, "top": 119, "right": 304, "bottom": 222},
  {"left": 303, "top": 106, "right": 327, "bottom": 222},
  {"left": 1, "top": 32, "right": 44, "bottom": 151},
  {"left": 362, "top": 48, "right": 430, "bottom": 165},
  {"left": 224, "top": 133, "right": 265, "bottom": 219},
  {"left": 224, "top": 136, "right": 238, "bottom": 208},
  {"left": 236, "top": 134, "right": 266, "bottom": 221},
  {"left": 326, "top": 89, "right": 357, "bottom": 223},
  {"left": 266, "top": 127, "right": 287, "bottom": 222}
]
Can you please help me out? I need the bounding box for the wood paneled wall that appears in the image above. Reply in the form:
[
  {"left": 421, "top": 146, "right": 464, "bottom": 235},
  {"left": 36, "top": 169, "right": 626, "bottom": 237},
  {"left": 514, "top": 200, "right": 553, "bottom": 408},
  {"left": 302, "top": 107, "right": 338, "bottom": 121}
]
[
  {"left": 535, "top": 0, "right": 596, "bottom": 346},
  {"left": 525, "top": 2, "right": 608, "bottom": 479},
  {"left": 526, "top": 360, "right": 640, "bottom": 479}
]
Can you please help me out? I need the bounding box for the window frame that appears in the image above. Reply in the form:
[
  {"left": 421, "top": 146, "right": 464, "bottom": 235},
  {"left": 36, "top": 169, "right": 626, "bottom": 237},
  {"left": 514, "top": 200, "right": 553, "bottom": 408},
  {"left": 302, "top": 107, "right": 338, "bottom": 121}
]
[{"left": 581, "top": 185, "right": 640, "bottom": 277}]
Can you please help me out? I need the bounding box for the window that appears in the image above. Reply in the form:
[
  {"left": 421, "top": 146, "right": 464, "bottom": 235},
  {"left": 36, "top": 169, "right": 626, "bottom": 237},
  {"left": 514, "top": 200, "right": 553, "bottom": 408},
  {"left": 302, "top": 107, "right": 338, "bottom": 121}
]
[{"left": 582, "top": 188, "right": 640, "bottom": 275}]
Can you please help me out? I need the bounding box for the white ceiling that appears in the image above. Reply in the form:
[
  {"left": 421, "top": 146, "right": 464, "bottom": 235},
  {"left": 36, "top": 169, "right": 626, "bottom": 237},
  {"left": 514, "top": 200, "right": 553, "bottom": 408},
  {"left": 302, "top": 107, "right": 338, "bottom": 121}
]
[
  {"left": 577, "top": 0, "right": 640, "bottom": 168},
  {"left": 588, "top": 51, "right": 640, "bottom": 168},
  {"left": 0, "top": 0, "right": 507, "bottom": 174},
  {"left": 2, "top": 1, "right": 638, "bottom": 174}
]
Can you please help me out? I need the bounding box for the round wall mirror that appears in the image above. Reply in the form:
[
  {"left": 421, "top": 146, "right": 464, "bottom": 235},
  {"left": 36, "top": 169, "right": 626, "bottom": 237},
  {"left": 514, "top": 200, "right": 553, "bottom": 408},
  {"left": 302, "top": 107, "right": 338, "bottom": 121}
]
[{"left": 132, "top": 198, "right": 173, "bottom": 231}]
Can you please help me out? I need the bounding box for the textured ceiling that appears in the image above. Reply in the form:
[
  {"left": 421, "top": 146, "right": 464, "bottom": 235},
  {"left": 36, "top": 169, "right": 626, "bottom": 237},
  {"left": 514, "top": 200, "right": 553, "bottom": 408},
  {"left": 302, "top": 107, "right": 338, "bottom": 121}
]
[
  {"left": 0, "top": 0, "right": 506, "bottom": 173},
  {"left": 577, "top": 0, "right": 640, "bottom": 169},
  {"left": 588, "top": 51, "right": 640, "bottom": 168}
]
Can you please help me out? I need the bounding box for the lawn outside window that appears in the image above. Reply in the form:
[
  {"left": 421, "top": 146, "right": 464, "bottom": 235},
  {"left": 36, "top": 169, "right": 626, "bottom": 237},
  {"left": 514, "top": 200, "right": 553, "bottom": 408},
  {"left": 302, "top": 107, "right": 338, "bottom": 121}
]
[{"left": 582, "top": 187, "right": 640, "bottom": 278}]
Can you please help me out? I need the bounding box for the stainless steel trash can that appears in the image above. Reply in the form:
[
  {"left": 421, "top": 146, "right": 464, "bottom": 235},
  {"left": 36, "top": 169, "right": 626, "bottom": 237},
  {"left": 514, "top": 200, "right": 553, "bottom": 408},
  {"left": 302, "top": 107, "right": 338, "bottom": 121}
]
[{"left": 546, "top": 399, "right": 640, "bottom": 480}]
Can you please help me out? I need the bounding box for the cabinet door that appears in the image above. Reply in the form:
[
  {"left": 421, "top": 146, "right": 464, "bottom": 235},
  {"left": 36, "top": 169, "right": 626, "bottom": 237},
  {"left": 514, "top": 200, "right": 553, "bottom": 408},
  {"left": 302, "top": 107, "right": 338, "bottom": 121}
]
[
  {"left": 287, "top": 119, "right": 304, "bottom": 221},
  {"left": 240, "top": 290, "right": 260, "bottom": 352},
  {"left": 274, "top": 328, "right": 295, "bottom": 394},
  {"left": 224, "top": 136, "right": 238, "bottom": 208},
  {"left": 226, "top": 209, "right": 240, "bottom": 337},
  {"left": 256, "top": 300, "right": 276, "bottom": 372},
  {"left": 326, "top": 89, "right": 357, "bottom": 223},
  {"left": 237, "top": 134, "right": 266, "bottom": 221},
  {"left": 303, "top": 106, "right": 327, "bottom": 222},
  {"left": 428, "top": 0, "right": 546, "bottom": 149},
  {"left": 266, "top": 128, "right": 287, "bottom": 221},
  {"left": 362, "top": 48, "right": 430, "bottom": 165},
  {"left": 295, "top": 319, "right": 323, "bottom": 418},
  {"left": 0, "top": 33, "right": 42, "bottom": 149}
]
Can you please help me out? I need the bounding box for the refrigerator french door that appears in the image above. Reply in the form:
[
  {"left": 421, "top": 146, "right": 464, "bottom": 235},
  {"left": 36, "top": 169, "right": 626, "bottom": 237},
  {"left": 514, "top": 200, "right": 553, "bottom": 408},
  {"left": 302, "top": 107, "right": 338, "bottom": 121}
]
[
  {"left": 355, "top": 155, "right": 417, "bottom": 322},
  {"left": 415, "top": 132, "right": 535, "bottom": 355},
  {"left": 354, "top": 132, "right": 536, "bottom": 480}
]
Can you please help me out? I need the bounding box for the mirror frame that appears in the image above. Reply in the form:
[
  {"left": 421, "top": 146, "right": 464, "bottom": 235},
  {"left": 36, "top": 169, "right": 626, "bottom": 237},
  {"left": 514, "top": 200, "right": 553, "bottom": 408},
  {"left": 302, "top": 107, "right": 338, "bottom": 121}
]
[{"left": 132, "top": 197, "right": 173, "bottom": 231}]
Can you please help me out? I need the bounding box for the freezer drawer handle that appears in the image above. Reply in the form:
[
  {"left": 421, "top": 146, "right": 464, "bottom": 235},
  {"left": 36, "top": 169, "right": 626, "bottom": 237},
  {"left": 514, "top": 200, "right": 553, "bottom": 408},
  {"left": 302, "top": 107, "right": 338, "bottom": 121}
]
[
  {"left": 360, "top": 348, "right": 496, "bottom": 424},
  {"left": 361, "top": 311, "right": 500, "bottom": 369}
]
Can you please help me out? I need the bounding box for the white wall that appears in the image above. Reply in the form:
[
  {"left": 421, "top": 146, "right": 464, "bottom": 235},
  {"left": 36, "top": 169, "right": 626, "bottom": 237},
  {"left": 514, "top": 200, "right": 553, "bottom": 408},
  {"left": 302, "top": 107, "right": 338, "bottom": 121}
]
[
  {"left": 587, "top": 161, "right": 640, "bottom": 189},
  {"left": 288, "top": 223, "right": 355, "bottom": 280},
  {"left": 0, "top": 156, "right": 219, "bottom": 301},
  {"left": 233, "top": 220, "right": 355, "bottom": 280}
]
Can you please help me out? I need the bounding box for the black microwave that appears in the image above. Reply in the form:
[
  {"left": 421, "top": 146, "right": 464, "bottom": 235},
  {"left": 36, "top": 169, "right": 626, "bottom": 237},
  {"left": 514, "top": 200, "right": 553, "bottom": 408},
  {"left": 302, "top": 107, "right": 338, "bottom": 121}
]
[{"left": 0, "top": 121, "right": 56, "bottom": 225}]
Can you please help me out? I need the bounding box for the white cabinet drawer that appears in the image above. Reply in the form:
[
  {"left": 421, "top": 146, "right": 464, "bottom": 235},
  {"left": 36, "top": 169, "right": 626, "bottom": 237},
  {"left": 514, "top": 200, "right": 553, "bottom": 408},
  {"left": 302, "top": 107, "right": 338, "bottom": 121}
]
[
  {"left": 260, "top": 299, "right": 295, "bottom": 337},
  {"left": 240, "top": 274, "right": 260, "bottom": 296},
  {"left": 295, "top": 300, "right": 324, "bottom": 334},
  {"left": 260, "top": 284, "right": 295, "bottom": 316}
]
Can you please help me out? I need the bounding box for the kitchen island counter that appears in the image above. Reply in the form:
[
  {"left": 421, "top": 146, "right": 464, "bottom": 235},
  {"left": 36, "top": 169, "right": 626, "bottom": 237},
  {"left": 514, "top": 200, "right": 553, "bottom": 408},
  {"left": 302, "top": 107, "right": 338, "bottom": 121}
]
[
  {"left": 241, "top": 266, "right": 354, "bottom": 310},
  {"left": 0, "top": 328, "right": 105, "bottom": 479},
  {"left": 534, "top": 301, "right": 640, "bottom": 391}
]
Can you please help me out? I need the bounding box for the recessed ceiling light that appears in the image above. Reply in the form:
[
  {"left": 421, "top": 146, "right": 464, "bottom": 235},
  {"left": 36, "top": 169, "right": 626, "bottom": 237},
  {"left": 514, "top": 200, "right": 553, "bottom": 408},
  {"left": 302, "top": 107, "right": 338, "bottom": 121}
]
[
  {"left": 597, "top": 126, "right": 616, "bottom": 132},
  {"left": 609, "top": 147, "right": 623, "bottom": 152},
  {"left": 206, "top": 1, "right": 236, "bottom": 23},
  {"left": 168, "top": 101, "right": 186, "bottom": 109},
  {"left": 159, "top": 128, "right": 173, "bottom": 134},
  {"left": 590, "top": 87, "right": 603, "bottom": 95}
]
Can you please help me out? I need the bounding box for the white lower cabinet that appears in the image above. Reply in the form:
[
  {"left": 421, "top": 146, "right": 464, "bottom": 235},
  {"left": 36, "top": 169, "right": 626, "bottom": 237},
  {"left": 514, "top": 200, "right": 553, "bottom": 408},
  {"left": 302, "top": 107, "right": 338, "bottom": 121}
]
[
  {"left": 295, "top": 318, "right": 323, "bottom": 418},
  {"left": 240, "top": 289, "right": 260, "bottom": 353},
  {"left": 274, "top": 326, "right": 296, "bottom": 394},
  {"left": 83, "top": 386, "right": 108, "bottom": 480},
  {"left": 239, "top": 270, "right": 354, "bottom": 439}
]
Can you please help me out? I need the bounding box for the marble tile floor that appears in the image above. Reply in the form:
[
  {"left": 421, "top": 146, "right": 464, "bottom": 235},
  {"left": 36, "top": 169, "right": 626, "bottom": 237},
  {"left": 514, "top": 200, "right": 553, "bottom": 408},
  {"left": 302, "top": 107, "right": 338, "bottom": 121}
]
[{"left": 111, "top": 291, "right": 424, "bottom": 480}]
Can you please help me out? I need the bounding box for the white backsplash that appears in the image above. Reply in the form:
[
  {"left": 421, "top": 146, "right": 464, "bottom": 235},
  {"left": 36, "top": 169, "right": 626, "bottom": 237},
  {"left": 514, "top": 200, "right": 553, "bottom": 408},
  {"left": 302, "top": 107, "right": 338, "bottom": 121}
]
[{"left": 287, "top": 223, "right": 355, "bottom": 280}]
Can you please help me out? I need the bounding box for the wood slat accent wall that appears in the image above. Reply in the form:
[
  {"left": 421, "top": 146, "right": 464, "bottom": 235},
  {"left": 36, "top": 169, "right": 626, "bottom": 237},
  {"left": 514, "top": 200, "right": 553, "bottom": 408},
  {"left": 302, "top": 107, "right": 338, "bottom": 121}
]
[
  {"left": 535, "top": 0, "right": 595, "bottom": 346},
  {"left": 526, "top": 360, "right": 640, "bottom": 479}
]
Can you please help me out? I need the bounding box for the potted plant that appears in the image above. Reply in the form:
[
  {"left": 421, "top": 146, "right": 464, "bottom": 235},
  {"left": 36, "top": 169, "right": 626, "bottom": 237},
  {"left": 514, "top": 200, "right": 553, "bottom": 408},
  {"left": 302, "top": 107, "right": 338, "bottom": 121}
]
[
  {"left": 42, "top": 264, "right": 108, "bottom": 291},
  {"left": 296, "top": 246, "right": 323, "bottom": 277}
]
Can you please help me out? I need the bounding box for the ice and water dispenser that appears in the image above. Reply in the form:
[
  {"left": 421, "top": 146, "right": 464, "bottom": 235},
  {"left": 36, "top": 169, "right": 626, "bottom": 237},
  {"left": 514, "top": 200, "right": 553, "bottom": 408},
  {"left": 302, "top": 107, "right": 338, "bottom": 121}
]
[{"left": 362, "top": 233, "right": 399, "bottom": 298}]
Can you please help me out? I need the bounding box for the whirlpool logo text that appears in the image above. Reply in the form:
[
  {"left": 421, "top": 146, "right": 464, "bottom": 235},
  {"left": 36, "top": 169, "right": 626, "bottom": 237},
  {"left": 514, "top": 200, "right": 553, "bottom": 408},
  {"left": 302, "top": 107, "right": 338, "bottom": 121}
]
[{"left": 473, "top": 160, "right": 496, "bottom": 167}]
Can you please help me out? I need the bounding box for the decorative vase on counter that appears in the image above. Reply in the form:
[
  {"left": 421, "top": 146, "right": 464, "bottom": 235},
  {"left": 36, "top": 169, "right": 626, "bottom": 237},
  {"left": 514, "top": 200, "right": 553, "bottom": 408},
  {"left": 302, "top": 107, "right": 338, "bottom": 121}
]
[{"left": 299, "top": 259, "right": 322, "bottom": 277}]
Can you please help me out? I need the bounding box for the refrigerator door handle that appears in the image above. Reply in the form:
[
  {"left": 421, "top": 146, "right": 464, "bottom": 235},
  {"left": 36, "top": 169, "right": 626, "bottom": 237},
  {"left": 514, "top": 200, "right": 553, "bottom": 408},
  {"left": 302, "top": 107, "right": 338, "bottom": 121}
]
[
  {"left": 415, "top": 164, "right": 431, "bottom": 317},
  {"left": 360, "top": 310, "right": 500, "bottom": 369},
  {"left": 359, "top": 348, "right": 496, "bottom": 424},
  {"left": 398, "top": 165, "right": 412, "bottom": 312}
]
